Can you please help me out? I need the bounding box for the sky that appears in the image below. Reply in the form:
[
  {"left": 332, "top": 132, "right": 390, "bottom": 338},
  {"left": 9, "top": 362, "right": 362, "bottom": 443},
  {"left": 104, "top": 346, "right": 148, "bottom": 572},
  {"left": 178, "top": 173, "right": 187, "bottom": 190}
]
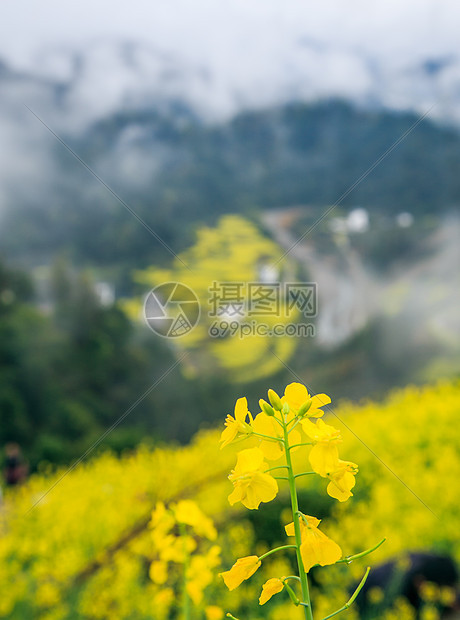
[
  {"left": 1, "top": 1, "right": 460, "bottom": 123},
  {"left": 1, "top": 0, "right": 459, "bottom": 76}
]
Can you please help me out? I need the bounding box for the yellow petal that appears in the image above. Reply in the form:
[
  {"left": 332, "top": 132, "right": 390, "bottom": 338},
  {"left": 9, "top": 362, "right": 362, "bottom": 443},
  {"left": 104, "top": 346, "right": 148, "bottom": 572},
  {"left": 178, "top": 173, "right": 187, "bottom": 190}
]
[
  {"left": 300, "top": 529, "right": 342, "bottom": 572},
  {"left": 220, "top": 416, "right": 238, "bottom": 448},
  {"left": 285, "top": 515, "right": 321, "bottom": 538},
  {"left": 253, "top": 412, "right": 283, "bottom": 460},
  {"left": 302, "top": 515, "right": 321, "bottom": 529},
  {"left": 308, "top": 394, "right": 331, "bottom": 417},
  {"left": 309, "top": 444, "right": 339, "bottom": 477},
  {"left": 241, "top": 472, "right": 278, "bottom": 510},
  {"left": 304, "top": 418, "right": 341, "bottom": 442},
  {"left": 228, "top": 485, "right": 244, "bottom": 506},
  {"left": 283, "top": 383, "right": 310, "bottom": 410},
  {"left": 259, "top": 439, "right": 284, "bottom": 461},
  {"left": 234, "top": 397, "right": 249, "bottom": 422},
  {"left": 259, "top": 578, "right": 284, "bottom": 605},
  {"left": 253, "top": 412, "right": 278, "bottom": 436},
  {"left": 327, "top": 470, "right": 356, "bottom": 502},
  {"left": 300, "top": 418, "right": 317, "bottom": 439},
  {"left": 233, "top": 447, "right": 265, "bottom": 473},
  {"left": 220, "top": 398, "right": 252, "bottom": 448},
  {"left": 220, "top": 556, "right": 261, "bottom": 591}
]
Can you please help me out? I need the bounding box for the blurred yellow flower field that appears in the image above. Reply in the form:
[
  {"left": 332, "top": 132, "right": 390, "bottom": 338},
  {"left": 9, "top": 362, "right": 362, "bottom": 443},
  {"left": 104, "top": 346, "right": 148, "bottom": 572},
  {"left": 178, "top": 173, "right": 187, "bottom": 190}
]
[{"left": 0, "top": 379, "right": 459, "bottom": 618}]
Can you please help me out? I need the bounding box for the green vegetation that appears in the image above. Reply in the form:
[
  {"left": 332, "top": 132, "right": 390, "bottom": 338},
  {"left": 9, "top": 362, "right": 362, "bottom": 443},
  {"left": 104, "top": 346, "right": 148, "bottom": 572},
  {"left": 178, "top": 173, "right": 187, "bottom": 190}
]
[{"left": 1, "top": 100, "right": 459, "bottom": 467}]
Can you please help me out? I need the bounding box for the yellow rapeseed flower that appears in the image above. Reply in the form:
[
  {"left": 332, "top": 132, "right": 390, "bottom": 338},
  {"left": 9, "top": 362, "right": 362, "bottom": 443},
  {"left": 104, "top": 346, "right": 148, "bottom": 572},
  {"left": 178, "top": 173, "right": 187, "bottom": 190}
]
[
  {"left": 326, "top": 460, "right": 358, "bottom": 502},
  {"left": 439, "top": 586, "right": 456, "bottom": 606},
  {"left": 228, "top": 447, "right": 278, "bottom": 509},
  {"left": 220, "top": 555, "right": 261, "bottom": 590},
  {"left": 220, "top": 397, "right": 253, "bottom": 449},
  {"left": 259, "top": 577, "right": 285, "bottom": 605},
  {"left": 149, "top": 560, "right": 168, "bottom": 585},
  {"left": 173, "top": 499, "right": 217, "bottom": 540},
  {"left": 302, "top": 418, "right": 342, "bottom": 476},
  {"left": 159, "top": 535, "right": 196, "bottom": 563},
  {"left": 252, "top": 411, "right": 301, "bottom": 460},
  {"left": 186, "top": 545, "right": 221, "bottom": 604},
  {"left": 252, "top": 412, "right": 284, "bottom": 459},
  {"left": 205, "top": 605, "right": 224, "bottom": 620},
  {"left": 367, "top": 586, "right": 385, "bottom": 605},
  {"left": 150, "top": 501, "right": 175, "bottom": 535},
  {"left": 285, "top": 515, "right": 342, "bottom": 572},
  {"left": 282, "top": 382, "right": 331, "bottom": 418},
  {"left": 420, "top": 581, "right": 440, "bottom": 603},
  {"left": 420, "top": 606, "right": 440, "bottom": 620}
]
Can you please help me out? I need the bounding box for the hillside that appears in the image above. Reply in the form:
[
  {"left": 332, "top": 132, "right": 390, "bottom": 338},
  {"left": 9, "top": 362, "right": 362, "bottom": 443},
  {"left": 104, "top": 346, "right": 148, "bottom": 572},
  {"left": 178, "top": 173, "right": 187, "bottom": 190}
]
[{"left": 1, "top": 98, "right": 460, "bottom": 274}]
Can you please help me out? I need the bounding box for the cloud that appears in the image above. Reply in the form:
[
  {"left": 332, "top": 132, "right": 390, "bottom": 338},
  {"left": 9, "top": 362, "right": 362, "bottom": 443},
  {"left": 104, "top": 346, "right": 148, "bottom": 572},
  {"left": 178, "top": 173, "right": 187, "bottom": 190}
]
[
  {"left": 1, "top": 0, "right": 460, "bottom": 123},
  {"left": 1, "top": 0, "right": 460, "bottom": 224}
]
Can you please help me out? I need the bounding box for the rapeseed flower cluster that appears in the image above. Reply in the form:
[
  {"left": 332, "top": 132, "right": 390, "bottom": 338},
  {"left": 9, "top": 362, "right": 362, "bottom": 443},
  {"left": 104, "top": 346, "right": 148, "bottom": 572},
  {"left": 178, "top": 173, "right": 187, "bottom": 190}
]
[
  {"left": 0, "top": 380, "right": 458, "bottom": 618},
  {"left": 219, "top": 383, "right": 379, "bottom": 619},
  {"left": 149, "top": 500, "right": 221, "bottom": 617}
]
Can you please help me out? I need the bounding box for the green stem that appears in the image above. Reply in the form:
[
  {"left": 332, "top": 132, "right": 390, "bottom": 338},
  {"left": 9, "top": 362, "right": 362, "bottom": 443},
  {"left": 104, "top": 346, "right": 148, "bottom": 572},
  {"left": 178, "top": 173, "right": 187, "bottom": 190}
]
[
  {"left": 336, "top": 538, "right": 385, "bottom": 564},
  {"left": 283, "top": 422, "right": 314, "bottom": 620},
  {"left": 294, "top": 471, "right": 316, "bottom": 479},
  {"left": 320, "top": 567, "right": 370, "bottom": 620},
  {"left": 252, "top": 431, "right": 284, "bottom": 442},
  {"left": 258, "top": 544, "right": 297, "bottom": 561},
  {"left": 288, "top": 442, "right": 313, "bottom": 450},
  {"left": 287, "top": 418, "right": 302, "bottom": 433},
  {"left": 265, "top": 466, "right": 289, "bottom": 473}
]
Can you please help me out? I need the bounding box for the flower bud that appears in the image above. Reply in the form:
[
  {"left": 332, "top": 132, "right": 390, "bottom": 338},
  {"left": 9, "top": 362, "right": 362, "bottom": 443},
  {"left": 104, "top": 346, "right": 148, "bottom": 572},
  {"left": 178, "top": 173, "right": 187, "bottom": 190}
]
[
  {"left": 297, "top": 400, "right": 312, "bottom": 417},
  {"left": 267, "top": 389, "right": 283, "bottom": 411},
  {"left": 282, "top": 402, "right": 290, "bottom": 415},
  {"left": 283, "top": 581, "right": 300, "bottom": 606},
  {"left": 259, "top": 399, "right": 275, "bottom": 417}
]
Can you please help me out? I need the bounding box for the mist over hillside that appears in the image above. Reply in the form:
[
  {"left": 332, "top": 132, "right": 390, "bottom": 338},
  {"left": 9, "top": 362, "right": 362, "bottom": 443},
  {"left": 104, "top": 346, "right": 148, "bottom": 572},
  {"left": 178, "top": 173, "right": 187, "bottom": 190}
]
[
  {"left": 1, "top": 64, "right": 460, "bottom": 275},
  {"left": 2, "top": 0, "right": 460, "bottom": 124},
  {"left": 2, "top": 33, "right": 460, "bottom": 273},
  {"left": 0, "top": 20, "right": 459, "bottom": 465}
]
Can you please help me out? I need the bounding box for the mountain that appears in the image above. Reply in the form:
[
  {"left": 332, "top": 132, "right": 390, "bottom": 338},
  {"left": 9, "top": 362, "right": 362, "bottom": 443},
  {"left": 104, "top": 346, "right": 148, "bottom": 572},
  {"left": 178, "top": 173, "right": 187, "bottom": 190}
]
[
  {"left": 1, "top": 91, "right": 460, "bottom": 276},
  {"left": 1, "top": 40, "right": 460, "bottom": 284},
  {"left": 1, "top": 40, "right": 460, "bottom": 460}
]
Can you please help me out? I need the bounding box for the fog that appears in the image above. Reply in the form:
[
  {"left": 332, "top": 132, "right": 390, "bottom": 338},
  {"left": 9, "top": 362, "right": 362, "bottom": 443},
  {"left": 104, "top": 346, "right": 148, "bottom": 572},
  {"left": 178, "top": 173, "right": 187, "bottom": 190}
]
[{"left": 1, "top": 0, "right": 460, "bottom": 125}]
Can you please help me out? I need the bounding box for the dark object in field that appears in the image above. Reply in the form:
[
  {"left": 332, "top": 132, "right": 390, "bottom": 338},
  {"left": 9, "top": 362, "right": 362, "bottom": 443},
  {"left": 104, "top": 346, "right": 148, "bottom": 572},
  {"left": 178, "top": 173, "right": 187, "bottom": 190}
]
[
  {"left": 3, "top": 443, "right": 28, "bottom": 486},
  {"left": 355, "top": 552, "right": 459, "bottom": 618}
]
